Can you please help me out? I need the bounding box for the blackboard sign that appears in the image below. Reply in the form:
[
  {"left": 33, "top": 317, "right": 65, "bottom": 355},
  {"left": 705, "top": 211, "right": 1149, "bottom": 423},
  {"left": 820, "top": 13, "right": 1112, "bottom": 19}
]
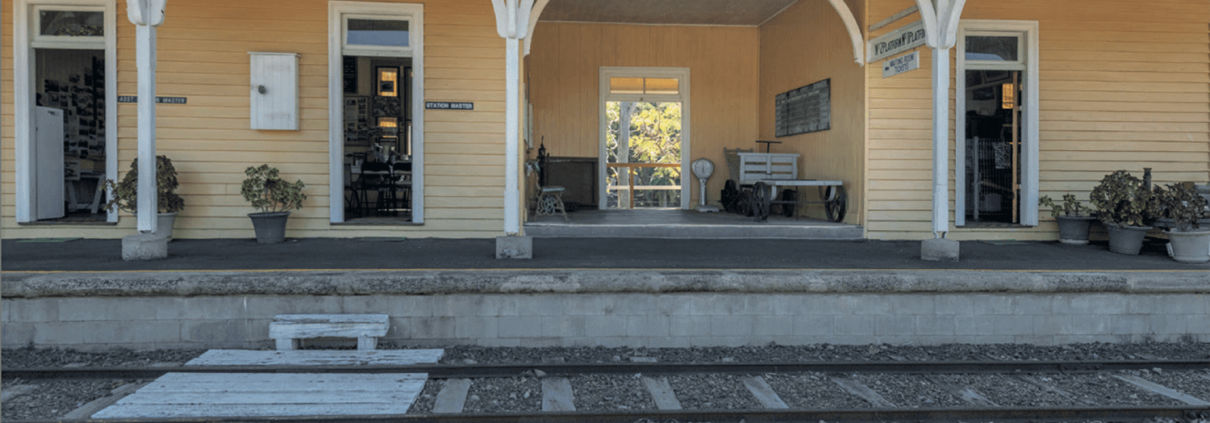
[{"left": 775, "top": 79, "right": 831, "bottom": 137}]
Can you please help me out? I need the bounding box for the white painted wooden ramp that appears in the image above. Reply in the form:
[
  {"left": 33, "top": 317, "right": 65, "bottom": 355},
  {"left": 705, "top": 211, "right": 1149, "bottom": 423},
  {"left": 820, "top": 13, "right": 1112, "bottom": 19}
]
[
  {"left": 92, "top": 373, "right": 427, "bottom": 418},
  {"left": 185, "top": 349, "right": 444, "bottom": 366}
]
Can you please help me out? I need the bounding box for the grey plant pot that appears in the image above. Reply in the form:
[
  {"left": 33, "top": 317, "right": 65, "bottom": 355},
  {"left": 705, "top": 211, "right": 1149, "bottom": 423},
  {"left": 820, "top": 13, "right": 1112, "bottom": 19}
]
[
  {"left": 1166, "top": 229, "right": 1210, "bottom": 264},
  {"left": 136, "top": 212, "right": 177, "bottom": 241},
  {"left": 248, "top": 211, "right": 291, "bottom": 244},
  {"left": 1106, "top": 223, "right": 1152, "bottom": 255},
  {"left": 1055, "top": 215, "right": 1095, "bottom": 245}
]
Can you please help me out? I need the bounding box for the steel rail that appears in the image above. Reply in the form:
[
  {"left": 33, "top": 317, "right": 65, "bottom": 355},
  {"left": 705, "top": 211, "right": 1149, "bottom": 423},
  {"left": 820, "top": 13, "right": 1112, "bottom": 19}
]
[
  {"left": 4, "top": 359, "right": 1210, "bottom": 380},
  {"left": 9, "top": 406, "right": 1210, "bottom": 423}
]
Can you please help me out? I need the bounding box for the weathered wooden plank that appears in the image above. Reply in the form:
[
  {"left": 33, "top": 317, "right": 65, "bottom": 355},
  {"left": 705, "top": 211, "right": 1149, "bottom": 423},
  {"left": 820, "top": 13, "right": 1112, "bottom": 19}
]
[
  {"left": 830, "top": 377, "right": 896, "bottom": 408},
  {"left": 1114, "top": 375, "right": 1210, "bottom": 406},
  {"left": 115, "top": 391, "right": 421, "bottom": 405},
  {"left": 138, "top": 382, "right": 420, "bottom": 393},
  {"left": 185, "top": 349, "right": 443, "bottom": 366},
  {"left": 64, "top": 382, "right": 149, "bottom": 419},
  {"left": 274, "top": 314, "right": 389, "bottom": 324},
  {"left": 541, "top": 377, "right": 576, "bottom": 412},
  {"left": 641, "top": 376, "right": 682, "bottom": 410},
  {"left": 153, "top": 373, "right": 427, "bottom": 384},
  {"left": 268, "top": 323, "right": 389, "bottom": 339},
  {"left": 432, "top": 379, "right": 472, "bottom": 414},
  {"left": 94, "top": 403, "right": 409, "bottom": 418},
  {"left": 740, "top": 376, "right": 789, "bottom": 409}
]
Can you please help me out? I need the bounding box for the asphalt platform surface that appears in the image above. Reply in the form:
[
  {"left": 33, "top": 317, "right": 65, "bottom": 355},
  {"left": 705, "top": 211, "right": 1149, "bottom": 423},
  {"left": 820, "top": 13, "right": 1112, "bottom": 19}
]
[{"left": 3, "top": 237, "right": 1207, "bottom": 272}]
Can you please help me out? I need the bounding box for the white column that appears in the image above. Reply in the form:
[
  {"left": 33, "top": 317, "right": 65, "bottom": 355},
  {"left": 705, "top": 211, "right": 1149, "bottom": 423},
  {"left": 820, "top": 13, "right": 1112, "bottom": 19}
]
[
  {"left": 931, "top": 47, "right": 949, "bottom": 237},
  {"left": 136, "top": 24, "right": 158, "bottom": 234},
  {"left": 503, "top": 38, "right": 521, "bottom": 235}
]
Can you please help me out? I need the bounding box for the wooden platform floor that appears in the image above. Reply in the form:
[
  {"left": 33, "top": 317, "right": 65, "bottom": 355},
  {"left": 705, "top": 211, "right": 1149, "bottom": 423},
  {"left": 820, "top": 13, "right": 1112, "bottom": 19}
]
[
  {"left": 92, "top": 373, "right": 427, "bottom": 418},
  {"left": 92, "top": 349, "right": 443, "bottom": 419},
  {"left": 525, "top": 209, "right": 862, "bottom": 239}
]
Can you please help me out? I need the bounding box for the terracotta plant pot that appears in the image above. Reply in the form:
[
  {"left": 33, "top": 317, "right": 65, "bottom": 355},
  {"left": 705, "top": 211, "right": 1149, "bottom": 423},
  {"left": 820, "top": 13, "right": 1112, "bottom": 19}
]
[
  {"left": 248, "top": 211, "right": 290, "bottom": 244},
  {"left": 1055, "top": 215, "right": 1095, "bottom": 245},
  {"left": 1166, "top": 229, "right": 1210, "bottom": 264},
  {"left": 1106, "top": 223, "right": 1152, "bottom": 255}
]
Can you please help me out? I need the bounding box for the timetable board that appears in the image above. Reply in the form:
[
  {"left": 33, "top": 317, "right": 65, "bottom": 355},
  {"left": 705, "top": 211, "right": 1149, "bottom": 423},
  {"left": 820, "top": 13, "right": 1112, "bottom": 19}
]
[{"left": 775, "top": 78, "right": 831, "bottom": 137}]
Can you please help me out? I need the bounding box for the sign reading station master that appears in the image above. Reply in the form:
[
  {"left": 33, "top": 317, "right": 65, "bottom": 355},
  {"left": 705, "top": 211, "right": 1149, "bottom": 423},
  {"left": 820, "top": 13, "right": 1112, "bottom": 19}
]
[
  {"left": 883, "top": 51, "right": 920, "bottom": 78},
  {"left": 117, "top": 96, "right": 187, "bottom": 104},
  {"left": 425, "top": 102, "right": 474, "bottom": 110},
  {"left": 867, "top": 20, "right": 926, "bottom": 63}
]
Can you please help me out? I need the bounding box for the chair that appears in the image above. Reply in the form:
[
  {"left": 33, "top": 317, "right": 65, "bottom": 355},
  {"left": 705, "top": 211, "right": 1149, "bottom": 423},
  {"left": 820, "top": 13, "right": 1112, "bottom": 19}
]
[
  {"left": 359, "top": 161, "right": 397, "bottom": 216},
  {"left": 344, "top": 153, "right": 367, "bottom": 217},
  {"left": 529, "top": 162, "right": 568, "bottom": 221}
]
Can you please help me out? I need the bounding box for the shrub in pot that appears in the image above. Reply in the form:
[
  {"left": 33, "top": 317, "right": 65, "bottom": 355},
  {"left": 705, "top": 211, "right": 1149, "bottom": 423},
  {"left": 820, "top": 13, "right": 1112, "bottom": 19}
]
[
  {"left": 1089, "top": 170, "right": 1161, "bottom": 255},
  {"left": 102, "top": 155, "right": 185, "bottom": 240},
  {"left": 1158, "top": 183, "right": 1210, "bottom": 263},
  {"left": 241, "top": 164, "right": 307, "bottom": 244},
  {"left": 1039, "top": 194, "right": 1094, "bottom": 245}
]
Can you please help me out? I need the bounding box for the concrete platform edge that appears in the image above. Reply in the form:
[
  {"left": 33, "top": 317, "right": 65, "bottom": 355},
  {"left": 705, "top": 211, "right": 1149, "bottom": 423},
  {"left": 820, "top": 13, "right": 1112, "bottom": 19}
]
[{"left": 3, "top": 269, "right": 1208, "bottom": 299}]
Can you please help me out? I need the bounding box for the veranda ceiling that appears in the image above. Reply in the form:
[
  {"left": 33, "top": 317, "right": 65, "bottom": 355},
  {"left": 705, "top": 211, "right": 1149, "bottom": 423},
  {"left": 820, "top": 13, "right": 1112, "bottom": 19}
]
[{"left": 538, "top": 0, "right": 800, "bottom": 26}]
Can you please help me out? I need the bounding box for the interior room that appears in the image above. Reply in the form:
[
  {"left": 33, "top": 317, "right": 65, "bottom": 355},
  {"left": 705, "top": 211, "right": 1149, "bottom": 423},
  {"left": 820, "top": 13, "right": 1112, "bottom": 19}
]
[
  {"left": 341, "top": 55, "right": 414, "bottom": 223},
  {"left": 523, "top": 0, "right": 866, "bottom": 236},
  {"left": 32, "top": 48, "right": 107, "bottom": 223}
]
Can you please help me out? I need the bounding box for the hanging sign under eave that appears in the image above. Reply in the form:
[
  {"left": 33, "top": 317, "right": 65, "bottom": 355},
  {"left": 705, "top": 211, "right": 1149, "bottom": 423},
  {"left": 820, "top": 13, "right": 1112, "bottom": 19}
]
[
  {"left": 867, "top": 20, "right": 926, "bottom": 63},
  {"left": 882, "top": 51, "right": 920, "bottom": 78}
]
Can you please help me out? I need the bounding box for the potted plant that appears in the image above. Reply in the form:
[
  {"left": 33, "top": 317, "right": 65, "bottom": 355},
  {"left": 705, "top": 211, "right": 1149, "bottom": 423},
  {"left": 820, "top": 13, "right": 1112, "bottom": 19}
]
[
  {"left": 1089, "top": 170, "right": 1161, "bottom": 255},
  {"left": 241, "top": 164, "right": 306, "bottom": 244},
  {"left": 1039, "top": 194, "right": 1095, "bottom": 245},
  {"left": 1158, "top": 183, "right": 1210, "bottom": 263},
  {"left": 102, "top": 155, "right": 185, "bottom": 240}
]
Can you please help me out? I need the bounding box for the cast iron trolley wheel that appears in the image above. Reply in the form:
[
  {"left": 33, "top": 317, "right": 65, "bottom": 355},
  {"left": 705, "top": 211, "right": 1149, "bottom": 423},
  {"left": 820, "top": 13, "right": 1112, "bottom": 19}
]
[
  {"left": 820, "top": 185, "right": 848, "bottom": 223},
  {"left": 751, "top": 182, "right": 772, "bottom": 221},
  {"left": 780, "top": 189, "right": 796, "bottom": 218}
]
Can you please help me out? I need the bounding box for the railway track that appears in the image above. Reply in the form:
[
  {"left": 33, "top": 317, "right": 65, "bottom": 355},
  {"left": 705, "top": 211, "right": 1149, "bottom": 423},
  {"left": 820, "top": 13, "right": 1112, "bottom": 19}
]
[{"left": 5, "top": 359, "right": 1210, "bottom": 423}]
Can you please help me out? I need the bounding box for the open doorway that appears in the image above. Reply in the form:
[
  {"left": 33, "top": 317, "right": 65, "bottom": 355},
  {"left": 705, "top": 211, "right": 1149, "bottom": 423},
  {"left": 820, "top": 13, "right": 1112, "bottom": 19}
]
[
  {"left": 341, "top": 56, "right": 413, "bottom": 222},
  {"left": 16, "top": 2, "right": 117, "bottom": 225},
  {"left": 598, "top": 67, "right": 691, "bottom": 210},
  {"left": 605, "top": 101, "right": 682, "bottom": 209},
  {"left": 963, "top": 70, "right": 1022, "bottom": 225}
]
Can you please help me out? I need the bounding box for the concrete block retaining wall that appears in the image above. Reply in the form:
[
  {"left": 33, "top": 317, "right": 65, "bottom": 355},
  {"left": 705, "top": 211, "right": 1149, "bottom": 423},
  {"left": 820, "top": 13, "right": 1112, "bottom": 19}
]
[{"left": 4, "top": 292, "right": 1208, "bottom": 350}]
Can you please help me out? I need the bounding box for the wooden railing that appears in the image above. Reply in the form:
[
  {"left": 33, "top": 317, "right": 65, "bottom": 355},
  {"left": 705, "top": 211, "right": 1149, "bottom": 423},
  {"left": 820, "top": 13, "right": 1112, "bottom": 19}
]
[{"left": 606, "top": 163, "right": 681, "bottom": 209}]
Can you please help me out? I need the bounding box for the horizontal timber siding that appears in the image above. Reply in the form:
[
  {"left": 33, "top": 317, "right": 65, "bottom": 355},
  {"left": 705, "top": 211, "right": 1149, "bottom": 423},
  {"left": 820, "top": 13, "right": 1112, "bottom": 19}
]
[
  {"left": 865, "top": 0, "right": 1210, "bottom": 240},
  {"left": 1, "top": 0, "right": 508, "bottom": 239}
]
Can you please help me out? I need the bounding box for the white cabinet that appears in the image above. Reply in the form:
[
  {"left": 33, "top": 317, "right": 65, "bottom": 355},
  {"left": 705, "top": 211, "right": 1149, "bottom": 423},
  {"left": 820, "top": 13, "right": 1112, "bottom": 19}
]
[{"left": 249, "top": 52, "right": 299, "bottom": 130}]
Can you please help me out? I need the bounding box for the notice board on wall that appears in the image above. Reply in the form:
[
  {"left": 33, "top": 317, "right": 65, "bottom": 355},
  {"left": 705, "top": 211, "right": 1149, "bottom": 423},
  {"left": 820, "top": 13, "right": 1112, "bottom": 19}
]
[{"left": 775, "top": 78, "right": 831, "bottom": 137}]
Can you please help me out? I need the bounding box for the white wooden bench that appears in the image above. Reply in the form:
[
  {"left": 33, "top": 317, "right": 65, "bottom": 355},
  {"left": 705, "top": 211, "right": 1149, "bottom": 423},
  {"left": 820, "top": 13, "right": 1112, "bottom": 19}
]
[
  {"left": 737, "top": 152, "right": 847, "bottom": 222},
  {"left": 269, "top": 314, "right": 389, "bottom": 351}
]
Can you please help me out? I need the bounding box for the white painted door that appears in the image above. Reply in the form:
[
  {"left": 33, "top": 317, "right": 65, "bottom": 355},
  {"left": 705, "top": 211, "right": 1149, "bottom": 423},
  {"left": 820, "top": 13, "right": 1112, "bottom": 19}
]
[{"left": 35, "top": 107, "right": 65, "bottom": 220}]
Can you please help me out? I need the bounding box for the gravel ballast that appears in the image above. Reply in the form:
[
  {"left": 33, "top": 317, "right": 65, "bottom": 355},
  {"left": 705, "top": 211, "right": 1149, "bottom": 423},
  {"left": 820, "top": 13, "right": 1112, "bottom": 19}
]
[
  {"left": 408, "top": 379, "right": 444, "bottom": 414},
  {"left": 854, "top": 374, "right": 965, "bottom": 408},
  {"left": 1044, "top": 373, "right": 1186, "bottom": 406},
  {"left": 1135, "top": 369, "right": 1210, "bottom": 403},
  {"left": 667, "top": 374, "right": 761, "bottom": 410},
  {"left": 462, "top": 377, "right": 541, "bottom": 413},
  {"left": 569, "top": 374, "right": 655, "bottom": 412},
  {"left": 435, "top": 342, "right": 1210, "bottom": 365},
  {"left": 1, "top": 379, "right": 136, "bottom": 421},
  {"left": 764, "top": 372, "right": 871, "bottom": 409},
  {"left": 933, "top": 374, "right": 1085, "bottom": 407}
]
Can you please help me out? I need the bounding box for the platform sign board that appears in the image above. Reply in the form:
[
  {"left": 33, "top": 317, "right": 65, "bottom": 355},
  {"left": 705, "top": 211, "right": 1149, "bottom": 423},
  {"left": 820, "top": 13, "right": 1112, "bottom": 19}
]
[
  {"left": 775, "top": 78, "right": 830, "bottom": 137},
  {"left": 868, "top": 20, "right": 926, "bottom": 63},
  {"left": 425, "top": 102, "right": 473, "bottom": 110},
  {"left": 883, "top": 51, "right": 920, "bottom": 78}
]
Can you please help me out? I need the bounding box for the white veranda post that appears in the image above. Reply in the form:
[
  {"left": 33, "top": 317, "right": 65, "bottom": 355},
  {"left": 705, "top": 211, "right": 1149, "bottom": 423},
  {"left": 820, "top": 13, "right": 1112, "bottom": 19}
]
[
  {"left": 492, "top": 0, "right": 536, "bottom": 235},
  {"left": 915, "top": 0, "right": 966, "bottom": 238},
  {"left": 127, "top": 0, "right": 167, "bottom": 234}
]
